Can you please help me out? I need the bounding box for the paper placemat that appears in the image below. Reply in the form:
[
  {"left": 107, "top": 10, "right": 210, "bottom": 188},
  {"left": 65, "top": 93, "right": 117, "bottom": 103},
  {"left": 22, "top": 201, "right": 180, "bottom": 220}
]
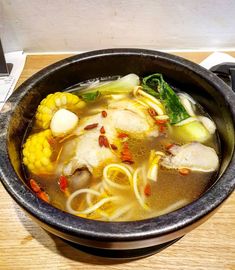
[{"left": 0, "top": 51, "right": 26, "bottom": 111}]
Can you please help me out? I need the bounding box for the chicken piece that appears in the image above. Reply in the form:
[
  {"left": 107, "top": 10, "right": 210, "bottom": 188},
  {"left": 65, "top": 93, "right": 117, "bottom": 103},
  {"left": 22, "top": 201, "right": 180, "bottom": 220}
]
[
  {"left": 110, "top": 109, "right": 150, "bottom": 133},
  {"left": 62, "top": 113, "right": 117, "bottom": 175},
  {"left": 108, "top": 99, "right": 148, "bottom": 118},
  {"left": 69, "top": 169, "right": 91, "bottom": 191},
  {"left": 62, "top": 101, "right": 159, "bottom": 176},
  {"left": 108, "top": 99, "right": 158, "bottom": 136},
  {"left": 161, "top": 142, "right": 219, "bottom": 172}
]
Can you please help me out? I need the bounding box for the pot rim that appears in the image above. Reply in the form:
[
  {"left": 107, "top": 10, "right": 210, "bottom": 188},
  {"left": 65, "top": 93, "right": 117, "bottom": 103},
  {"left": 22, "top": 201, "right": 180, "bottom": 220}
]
[{"left": 0, "top": 48, "right": 235, "bottom": 243}]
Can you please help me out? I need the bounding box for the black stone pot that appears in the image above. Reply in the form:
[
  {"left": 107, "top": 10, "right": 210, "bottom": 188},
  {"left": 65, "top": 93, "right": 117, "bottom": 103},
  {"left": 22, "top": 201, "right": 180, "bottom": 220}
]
[{"left": 0, "top": 49, "right": 235, "bottom": 259}]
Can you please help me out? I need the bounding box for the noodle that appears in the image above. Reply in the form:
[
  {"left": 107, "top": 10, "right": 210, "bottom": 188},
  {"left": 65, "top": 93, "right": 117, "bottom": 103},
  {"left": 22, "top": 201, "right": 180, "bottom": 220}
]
[
  {"left": 109, "top": 203, "right": 135, "bottom": 221},
  {"left": 133, "top": 168, "right": 150, "bottom": 211},
  {"left": 103, "top": 163, "right": 132, "bottom": 190},
  {"left": 67, "top": 191, "right": 119, "bottom": 216}
]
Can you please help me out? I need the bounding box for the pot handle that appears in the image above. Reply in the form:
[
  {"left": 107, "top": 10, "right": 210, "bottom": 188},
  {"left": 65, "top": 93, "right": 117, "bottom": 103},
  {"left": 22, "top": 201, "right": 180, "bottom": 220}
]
[{"left": 210, "top": 62, "right": 235, "bottom": 92}]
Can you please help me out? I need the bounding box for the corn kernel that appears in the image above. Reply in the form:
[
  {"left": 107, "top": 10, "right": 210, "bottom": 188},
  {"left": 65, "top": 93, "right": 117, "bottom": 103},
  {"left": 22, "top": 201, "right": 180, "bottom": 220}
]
[
  {"left": 43, "top": 147, "right": 51, "bottom": 157},
  {"left": 55, "top": 98, "right": 61, "bottom": 107},
  {"left": 41, "top": 157, "right": 50, "bottom": 166},
  {"left": 35, "top": 92, "right": 83, "bottom": 129},
  {"left": 28, "top": 164, "right": 35, "bottom": 171},
  {"left": 22, "top": 129, "right": 55, "bottom": 174}
]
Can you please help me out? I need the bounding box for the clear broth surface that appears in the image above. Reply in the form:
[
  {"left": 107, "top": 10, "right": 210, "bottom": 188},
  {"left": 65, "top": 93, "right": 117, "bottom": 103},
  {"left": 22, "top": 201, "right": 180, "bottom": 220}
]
[{"left": 23, "top": 79, "right": 219, "bottom": 221}]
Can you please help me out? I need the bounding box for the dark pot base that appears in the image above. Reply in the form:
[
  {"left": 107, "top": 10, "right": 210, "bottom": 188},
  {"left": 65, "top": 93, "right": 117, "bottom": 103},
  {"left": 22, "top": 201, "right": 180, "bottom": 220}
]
[{"left": 63, "top": 237, "right": 183, "bottom": 259}]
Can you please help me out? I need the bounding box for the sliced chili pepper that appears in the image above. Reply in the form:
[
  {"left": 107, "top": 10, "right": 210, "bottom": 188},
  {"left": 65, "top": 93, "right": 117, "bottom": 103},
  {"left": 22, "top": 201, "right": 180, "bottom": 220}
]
[
  {"left": 100, "top": 126, "right": 105, "bottom": 134},
  {"left": 148, "top": 108, "right": 157, "bottom": 117},
  {"left": 98, "top": 135, "right": 109, "bottom": 148},
  {"left": 99, "top": 135, "right": 104, "bottom": 147},
  {"left": 101, "top": 110, "right": 107, "bottom": 118},
  {"left": 121, "top": 142, "right": 134, "bottom": 164},
  {"left": 59, "top": 175, "right": 68, "bottom": 192},
  {"left": 29, "top": 179, "right": 41, "bottom": 193},
  {"left": 102, "top": 136, "right": 109, "bottom": 148},
  {"left": 178, "top": 168, "right": 191, "bottom": 176},
  {"left": 165, "top": 143, "right": 174, "bottom": 151},
  {"left": 84, "top": 123, "right": 98, "bottom": 130},
  {"left": 118, "top": 133, "right": 129, "bottom": 139},
  {"left": 155, "top": 119, "right": 168, "bottom": 125},
  {"left": 144, "top": 183, "right": 151, "bottom": 196},
  {"left": 37, "top": 191, "right": 50, "bottom": 203},
  {"left": 29, "top": 179, "right": 50, "bottom": 203},
  {"left": 110, "top": 144, "right": 118, "bottom": 150},
  {"left": 159, "top": 125, "right": 166, "bottom": 132}
]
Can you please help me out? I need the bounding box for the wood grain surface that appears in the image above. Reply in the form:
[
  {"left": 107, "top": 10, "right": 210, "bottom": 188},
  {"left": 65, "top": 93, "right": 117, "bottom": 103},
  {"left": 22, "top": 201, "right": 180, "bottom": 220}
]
[{"left": 1, "top": 52, "right": 235, "bottom": 270}]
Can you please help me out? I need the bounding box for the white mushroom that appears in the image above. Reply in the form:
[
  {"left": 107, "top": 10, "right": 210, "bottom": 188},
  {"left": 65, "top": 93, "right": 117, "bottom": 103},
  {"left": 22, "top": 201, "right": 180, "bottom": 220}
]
[{"left": 161, "top": 142, "right": 219, "bottom": 172}]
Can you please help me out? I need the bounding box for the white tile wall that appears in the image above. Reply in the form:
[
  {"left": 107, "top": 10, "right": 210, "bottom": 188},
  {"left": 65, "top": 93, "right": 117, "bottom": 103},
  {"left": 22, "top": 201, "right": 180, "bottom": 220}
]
[{"left": 1, "top": 0, "right": 235, "bottom": 52}]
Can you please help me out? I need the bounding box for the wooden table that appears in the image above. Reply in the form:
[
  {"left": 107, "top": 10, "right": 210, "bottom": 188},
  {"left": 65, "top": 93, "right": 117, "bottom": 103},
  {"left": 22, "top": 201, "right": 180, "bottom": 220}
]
[{"left": 1, "top": 52, "right": 235, "bottom": 270}]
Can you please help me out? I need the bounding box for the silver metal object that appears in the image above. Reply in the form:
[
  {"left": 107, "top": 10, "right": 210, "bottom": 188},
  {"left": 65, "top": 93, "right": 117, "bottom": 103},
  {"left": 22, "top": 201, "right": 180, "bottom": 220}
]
[{"left": 0, "top": 39, "right": 12, "bottom": 77}]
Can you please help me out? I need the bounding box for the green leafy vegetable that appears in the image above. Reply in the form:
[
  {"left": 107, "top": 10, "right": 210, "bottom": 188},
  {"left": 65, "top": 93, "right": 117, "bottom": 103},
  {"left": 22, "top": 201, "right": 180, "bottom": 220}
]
[
  {"left": 142, "top": 83, "right": 159, "bottom": 98},
  {"left": 80, "top": 91, "right": 100, "bottom": 102},
  {"left": 75, "top": 74, "right": 140, "bottom": 102},
  {"left": 141, "top": 74, "right": 190, "bottom": 124}
]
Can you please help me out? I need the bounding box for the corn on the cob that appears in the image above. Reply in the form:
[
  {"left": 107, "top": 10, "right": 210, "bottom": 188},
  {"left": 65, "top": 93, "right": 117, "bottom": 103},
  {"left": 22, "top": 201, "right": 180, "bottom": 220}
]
[
  {"left": 23, "top": 129, "right": 54, "bottom": 174},
  {"left": 35, "top": 92, "right": 85, "bottom": 129}
]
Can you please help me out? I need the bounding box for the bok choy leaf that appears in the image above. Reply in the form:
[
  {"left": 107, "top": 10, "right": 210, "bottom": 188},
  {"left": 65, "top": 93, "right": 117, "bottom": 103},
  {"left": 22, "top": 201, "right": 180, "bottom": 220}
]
[
  {"left": 74, "top": 74, "right": 140, "bottom": 102},
  {"left": 141, "top": 74, "right": 190, "bottom": 124},
  {"left": 80, "top": 91, "right": 100, "bottom": 102}
]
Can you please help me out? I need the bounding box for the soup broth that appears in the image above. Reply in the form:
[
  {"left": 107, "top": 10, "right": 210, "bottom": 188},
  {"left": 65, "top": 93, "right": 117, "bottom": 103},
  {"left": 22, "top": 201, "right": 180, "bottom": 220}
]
[{"left": 22, "top": 73, "right": 219, "bottom": 221}]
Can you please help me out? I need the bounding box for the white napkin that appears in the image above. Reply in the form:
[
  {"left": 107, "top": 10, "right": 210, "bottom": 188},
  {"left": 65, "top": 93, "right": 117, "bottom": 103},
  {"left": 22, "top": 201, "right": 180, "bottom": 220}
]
[
  {"left": 200, "top": 52, "right": 235, "bottom": 69},
  {"left": 0, "top": 51, "right": 26, "bottom": 111}
]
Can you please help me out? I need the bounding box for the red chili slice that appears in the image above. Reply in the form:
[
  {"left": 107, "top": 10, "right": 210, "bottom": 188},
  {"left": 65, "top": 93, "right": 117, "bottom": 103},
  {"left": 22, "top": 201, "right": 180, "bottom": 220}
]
[
  {"left": 84, "top": 123, "right": 98, "bottom": 130},
  {"left": 178, "top": 168, "right": 191, "bottom": 176},
  {"left": 37, "top": 191, "right": 50, "bottom": 203},
  {"left": 118, "top": 133, "right": 129, "bottom": 139},
  {"left": 59, "top": 175, "right": 68, "bottom": 192},
  {"left": 29, "top": 179, "right": 41, "bottom": 193},
  {"left": 155, "top": 119, "right": 168, "bottom": 125},
  {"left": 165, "top": 143, "right": 174, "bottom": 151},
  {"left": 99, "top": 135, "right": 104, "bottom": 147},
  {"left": 98, "top": 135, "right": 109, "bottom": 148},
  {"left": 144, "top": 183, "right": 151, "bottom": 196},
  {"left": 121, "top": 142, "right": 134, "bottom": 164},
  {"left": 110, "top": 144, "right": 118, "bottom": 150},
  {"left": 148, "top": 108, "right": 157, "bottom": 117},
  {"left": 100, "top": 126, "right": 105, "bottom": 134},
  {"left": 101, "top": 110, "right": 107, "bottom": 118},
  {"left": 159, "top": 125, "right": 166, "bottom": 132},
  {"left": 102, "top": 136, "right": 109, "bottom": 148}
]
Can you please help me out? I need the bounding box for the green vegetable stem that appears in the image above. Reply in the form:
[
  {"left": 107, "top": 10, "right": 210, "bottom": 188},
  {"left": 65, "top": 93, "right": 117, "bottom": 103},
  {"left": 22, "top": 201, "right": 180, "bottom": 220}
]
[{"left": 74, "top": 74, "right": 140, "bottom": 102}]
